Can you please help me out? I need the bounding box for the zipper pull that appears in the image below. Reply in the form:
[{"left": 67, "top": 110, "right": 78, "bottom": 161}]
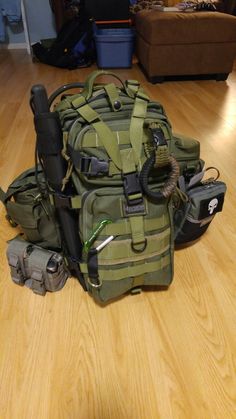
[{"left": 34, "top": 193, "right": 50, "bottom": 218}]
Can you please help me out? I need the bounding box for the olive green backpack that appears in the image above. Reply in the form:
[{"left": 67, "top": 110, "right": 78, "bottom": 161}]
[
  {"left": 1, "top": 71, "right": 203, "bottom": 302},
  {"left": 51, "top": 70, "right": 202, "bottom": 302}
]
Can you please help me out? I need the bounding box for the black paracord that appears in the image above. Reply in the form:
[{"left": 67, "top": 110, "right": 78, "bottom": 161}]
[{"left": 140, "top": 152, "right": 180, "bottom": 201}]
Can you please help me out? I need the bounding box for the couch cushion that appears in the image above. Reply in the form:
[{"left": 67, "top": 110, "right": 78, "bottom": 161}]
[{"left": 135, "top": 11, "right": 236, "bottom": 45}]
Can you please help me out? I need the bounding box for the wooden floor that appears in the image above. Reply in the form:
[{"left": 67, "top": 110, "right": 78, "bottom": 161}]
[{"left": 0, "top": 50, "right": 236, "bottom": 419}]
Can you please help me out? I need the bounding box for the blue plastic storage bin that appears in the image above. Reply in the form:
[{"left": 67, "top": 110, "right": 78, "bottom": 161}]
[{"left": 94, "top": 28, "right": 135, "bottom": 68}]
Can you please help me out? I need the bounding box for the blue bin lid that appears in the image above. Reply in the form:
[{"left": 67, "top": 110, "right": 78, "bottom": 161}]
[{"left": 94, "top": 28, "right": 135, "bottom": 42}]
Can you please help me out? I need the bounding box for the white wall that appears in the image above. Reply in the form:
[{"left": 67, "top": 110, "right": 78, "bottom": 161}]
[
  {"left": 6, "top": 21, "right": 25, "bottom": 44},
  {"left": 4, "top": 0, "right": 57, "bottom": 46},
  {"left": 23, "top": 0, "right": 57, "bottom": 44}
]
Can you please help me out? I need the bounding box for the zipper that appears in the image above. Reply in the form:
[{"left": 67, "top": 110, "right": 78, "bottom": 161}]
[
  {"left": 176, "top": 156, "right": 199, "bottom": 162},
  {"left": 186, "top": 214, "right": 214, "bottom": 224},
  {"left": 187, "top": 182, "right": 225, "bottom": 199},
  {"left": 74, "top": 119, "right": 131, "bottom": 151}
]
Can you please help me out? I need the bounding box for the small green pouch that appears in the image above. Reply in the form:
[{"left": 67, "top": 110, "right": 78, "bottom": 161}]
[{"left": 0, "top": 168, "right": 61, "bottom": 250}]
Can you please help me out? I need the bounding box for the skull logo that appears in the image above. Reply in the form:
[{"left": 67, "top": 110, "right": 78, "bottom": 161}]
[{"left": 208, "top": 198, "right": 218, "bottom": 215}]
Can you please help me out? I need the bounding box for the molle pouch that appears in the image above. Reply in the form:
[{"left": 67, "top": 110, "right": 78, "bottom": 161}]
[
  {"left": 172, "top": 134, "right": 204, "bottom": 177},
  {"left": 0, "top": 168, "right": 61, "bottom": 250},
  {"left": 6, "top": 238, "right": 68, "bottom": 296},
  {"left": 79, "top": 188, "right": 174, "bottom": 303},
  {"left": 174, "top": 170, "right": 226, "bottom": 244}
]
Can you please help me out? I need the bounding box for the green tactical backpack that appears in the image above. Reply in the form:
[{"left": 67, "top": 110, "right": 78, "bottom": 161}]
[{"left": 50, "top": 70, "right": 203, "bottom": 302}]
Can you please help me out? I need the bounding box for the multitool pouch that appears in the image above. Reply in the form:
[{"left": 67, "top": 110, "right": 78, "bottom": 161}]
[
  {"left": 6, "top": 237, "right": 68, "bottom": 295},
  {"left": 0, "top": 168, "right": 61, "bottom": 250},
  {"left": 174, "top": 168, "right": 227, "bottom": 244}
]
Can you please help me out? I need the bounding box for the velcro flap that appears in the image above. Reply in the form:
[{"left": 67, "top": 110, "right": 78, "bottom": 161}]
[{"left": 6, "top": 202, "right": 38, "bottom": 229}]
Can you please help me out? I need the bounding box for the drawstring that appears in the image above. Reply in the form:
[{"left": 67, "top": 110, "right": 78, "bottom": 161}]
[{"left": 61, "top": 132, "right": 73, "bottom": 192}]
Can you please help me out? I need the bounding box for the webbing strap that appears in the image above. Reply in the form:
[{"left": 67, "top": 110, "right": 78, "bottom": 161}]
[
  {"left": 126, "top": 79, "right": 140, "bottom": 95},
  {"left": 70, "top": 195, "right": 82, "bottom": 209},
  {"left": 82, "top": 70, "right": 133, "bottom": 100},
  {"left": 104, "top": 83, "right": 122, "bottom": 112},
  {"left": 76, "top": 104, "right": 122, "bottom": 170},
  {"left": 120, "top": 148, "right": 136, "bottom": 174},
  {"left": 129, "top": 216, "right": 145, "bottom": 248},
  {"left": 28, "top": 248, "right": 51, "bottom": 295},
  {"left": 7, "top": 238, "right": 29, "bottom": 282},
  {"left": 94, "top": 229, "right": 170, "bottom": 262},
  {"left": 149, "top": 123, "right": 170, "bottom": 168},
  {"left": 50, "top": 193, "right": 81, "bottom": 209},
  {"left": 71, "top": 95, "right": 86, "bottom": 109},
  {"left": 98, "top": 215, "right": 169, "bottom": 236},
  {"left": 80, "top": 254, "right": 170, "bottom": 281},
  {"left": 99, "top": 245, "right": 170, "bottom": 266},
  {"left": 130, "top": 89, "right": 149, "bottom": 166},
  {"left": 0, "top": 187, "right": 6, "bottom": 204}
]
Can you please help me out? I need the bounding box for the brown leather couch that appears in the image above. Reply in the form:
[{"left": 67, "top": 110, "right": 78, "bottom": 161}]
[{"left": 135, "top": 11, "right": 236, "bottom": 82}]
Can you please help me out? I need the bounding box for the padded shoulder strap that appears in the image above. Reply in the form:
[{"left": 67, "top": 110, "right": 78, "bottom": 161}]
[{"left": 130, "top": 88, "right": 149, "bottom": 166}]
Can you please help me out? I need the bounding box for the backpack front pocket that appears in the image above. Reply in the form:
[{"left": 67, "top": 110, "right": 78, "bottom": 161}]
[{"left": 79, "top": 187, "right": 173, "bottom": 302}]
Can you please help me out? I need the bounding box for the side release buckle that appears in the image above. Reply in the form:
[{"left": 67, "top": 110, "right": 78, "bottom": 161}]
[
  {"left": 81, "top": 156, "right": 109, "bottom": 177},
  {"left": 123, "top": 172, "right": 143, "bottom": 206}
]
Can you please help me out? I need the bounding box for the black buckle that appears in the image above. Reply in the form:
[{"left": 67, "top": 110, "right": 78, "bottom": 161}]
[
  {"left": 150, "top": 127, "right": 167, "bottom": 147},
  {"left": 123, "top": 172, "right": 143, "bottom": 206},
  {"left": 183, "top": 167, "right": 196, "bottom": 182},
  {"left": 81, "top": 156, "right": 109, "bottom": 177}
]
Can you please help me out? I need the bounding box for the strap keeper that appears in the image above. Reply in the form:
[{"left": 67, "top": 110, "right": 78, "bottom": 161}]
[
  {"left": 126, "top": 80, "right": 139, "bottom": 86},
  {"left": 71, "top": 95, "right": 86, "bottom": 109},
  {"left": 50, "top": 193, "right": 81, "bottom": 210},
  {"left": 136, "top": 91, "right": 150, "bottom": 102},
  {"left": 53, "top": 194, "right": 72, "bottom": 209},
  {"left": 9, "top": 254, "right": 25, "bottom": 285}
]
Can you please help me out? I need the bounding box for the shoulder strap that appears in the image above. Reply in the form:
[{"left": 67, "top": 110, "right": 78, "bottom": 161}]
[
  {"left": 129, "top": 88, "right": 149, "bottom": 166},
  {"left": 0, "top": 187, "right": 7, "bottom": 204}
]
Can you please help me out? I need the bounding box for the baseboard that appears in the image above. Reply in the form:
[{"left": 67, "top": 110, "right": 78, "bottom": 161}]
[{"left": 0, "top": 42, "right": 27, "bottom": 50}]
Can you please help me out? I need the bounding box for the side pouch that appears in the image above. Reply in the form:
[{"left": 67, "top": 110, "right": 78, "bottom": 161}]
[
  {"left": 174, "top": 180, "right": 226, "bottom": 245},
  {"left": 172, "top": 134, "right": 204, "bottom": 177},
  {"left": 0, "top": 168, "right": 61, "bottom": 250},
  {"left": 6, "top": 237, "right": 68, "bottom": 296}
]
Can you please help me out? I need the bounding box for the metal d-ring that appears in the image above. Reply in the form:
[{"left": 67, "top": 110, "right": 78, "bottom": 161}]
[
  {"left": 131, "top": 238, "right": 147, "bottom": 253},
  {"left": 87, "top": 276, "right": 102, "bottom": 289}
]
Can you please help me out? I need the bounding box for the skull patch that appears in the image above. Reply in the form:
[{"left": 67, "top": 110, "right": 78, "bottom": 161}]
[{"left": 208, "top": 198, "right": 218, "bottom": 214}]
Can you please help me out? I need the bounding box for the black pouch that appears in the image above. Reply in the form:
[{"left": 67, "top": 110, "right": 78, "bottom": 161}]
[{"left": 174, "top": 168, "right": 227, "bottom": 245}]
